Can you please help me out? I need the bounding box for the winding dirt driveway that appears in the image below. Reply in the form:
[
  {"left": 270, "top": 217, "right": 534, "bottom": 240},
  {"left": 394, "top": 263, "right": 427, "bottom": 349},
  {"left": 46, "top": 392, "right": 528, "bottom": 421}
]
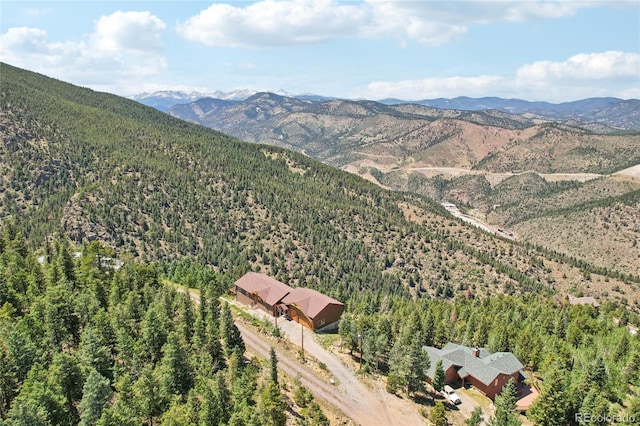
[
  {"left": 235, "top": 323, "right": 357, "bottom": 419},
  {"left": 179, "top": 287, "right": 425, "bottom": 425},
  {"left": 232, "top": 302, "right": 425, "bottom": 426}
]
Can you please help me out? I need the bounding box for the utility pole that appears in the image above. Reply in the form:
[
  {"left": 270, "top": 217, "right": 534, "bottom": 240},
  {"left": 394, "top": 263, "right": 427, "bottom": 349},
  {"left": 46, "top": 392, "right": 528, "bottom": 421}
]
[
  {"left": 359, "top": 333, "right": 363, "bottom": 370},
  {"left": 301, "top": 322, "right": 305, "bottom": 361}
]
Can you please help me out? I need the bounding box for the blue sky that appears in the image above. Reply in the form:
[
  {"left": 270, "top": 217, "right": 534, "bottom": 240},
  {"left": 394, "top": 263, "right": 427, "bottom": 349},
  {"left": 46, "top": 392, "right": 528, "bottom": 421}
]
[{"left": 1, "top": 1, "right": 639, "bottom": 102}]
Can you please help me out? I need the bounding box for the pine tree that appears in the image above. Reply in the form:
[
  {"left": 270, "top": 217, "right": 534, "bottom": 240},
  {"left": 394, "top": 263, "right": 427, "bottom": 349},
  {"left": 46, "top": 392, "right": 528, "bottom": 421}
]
[
  {"left": 528, "top": 365, "right": 571, "bottom": 426},
  {"left": 258, "top": 381, "right": 287, "bottom": 426},
  {"left": 159, "top": 331, "right": 194, "bottom": 398},
  {"left": 8, "top": 363, "right": 69, "bottom": 425},
  {"left": 204, "top": 306, "right": 224, "bottom": 371},
  {"left": 406, "top": 333, "right": 429, "bottom": 396},
  {"left": 587, "top": 355, "right": 607, "bottom": 389},
  {"left": 42, "top": 283, "right": 80, "bottom": 349},
  {"left": 142, "top": 306, "right": 169, "bottom": 365},
  {"left": 220, "top": 302, "right": 245, "bottom": 358},
  {"left": 231, "top": 362, "right": 259, "bottom": 409},
  {"left": 387, "top": 338, "right": 408, "bottom": 393},
  {"left": 176, "top": 292, "right": 195, "bottom": 345},
  {"left": 78, "top": 326, "right": 112, "bottom": 380},
  {"left": 133, "top": 364, "right": 168, "bottom": 426},
  {"left": 270, "top": 347, "right": 279, "bottom": 386},
  {"left": 199, "top": 372, "right": 231, "bottom": 426},
  {"left": 96, "top": 372, "right": 138, "bottom": 426},
  {"left": 157, "top": 399, "right": 193, "bottom": 426},
  {"left": 301, "top": 400, "right": 330, "bottom": 426},
  {"left": 0, "top": 337, "right": 16, "bottom": 419},
  {"left": 433, "top": 359, "right": 445, "bottom": 393},
  {"left": 6, "top": 323, "right": 38, "bottom": 384},
  {"left": 48, "top": 352, "right": 84, "bottom": 422},
  {"left": 78, "top": 369, "right": 113, "bottom": 426},
  {"left": 465, "top": 407, "right": 484, "bottom": 426},
  {"left": 430, "top": 401, "right": 448, "bottom": 426},
  {"left": 489, "top": 378, "right": 521, "bottom": 426},
  {"left": 338, "top": 314, "right": 357, "bottom": 355},
  {"left": 624, "top": 350, "right": 640, "bottom": 384},
  {"left": 579, "top": 388, "right": 610, "bottom": 425}
]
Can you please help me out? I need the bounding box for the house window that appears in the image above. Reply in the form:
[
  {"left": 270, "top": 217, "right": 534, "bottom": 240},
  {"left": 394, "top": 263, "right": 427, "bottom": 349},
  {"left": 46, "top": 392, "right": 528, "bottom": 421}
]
[{"left": 318, "top": 318, "right": 326, "bottom": 327}]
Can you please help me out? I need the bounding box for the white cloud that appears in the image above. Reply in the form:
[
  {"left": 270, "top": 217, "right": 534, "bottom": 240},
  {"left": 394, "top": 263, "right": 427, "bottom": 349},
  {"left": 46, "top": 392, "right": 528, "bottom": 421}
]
[
  {"left": 360, "top": 51, "right": 640, "bottom": 101},
  {"left": 517, "top": 51, "right": 639, "bottom": 81},
  {"left": 177, "top": 0, "right": 369, "bottom": 47},
  {"left": 0, "top": 27, "right": 51, "bottom": 53},
  {"left": 0, "top": 11, "right": 167, "bottom": 94},
  {"left": 177, "top": 0, "right": 609, "bottom": 48},
  {"left": 91, "top": 11, "right": 165, "bottom": 53}
]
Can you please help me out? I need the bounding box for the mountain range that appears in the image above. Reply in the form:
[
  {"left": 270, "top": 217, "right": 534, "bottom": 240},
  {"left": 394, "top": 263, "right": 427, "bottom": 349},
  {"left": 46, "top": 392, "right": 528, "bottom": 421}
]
[
  {"left": 130, "top": 89, "right": 294, "bottom": 111},
  {"left": 3, "top": 62, "right": 638, "bottom": 307},
  {"left": 4, "top": 61, "right": 640, "bottom": 426},
  {"left": 133, "top": 90, "right": 640, "bottom": 131},
  {"left": 161, "top": 92, "right": 640, "bottom": 281}
]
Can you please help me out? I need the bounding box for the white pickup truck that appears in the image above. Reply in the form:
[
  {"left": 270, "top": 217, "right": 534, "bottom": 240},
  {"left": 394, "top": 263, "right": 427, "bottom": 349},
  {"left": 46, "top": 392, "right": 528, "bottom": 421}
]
[{"left": 442, "top": 385, "right": 462, "bottom": 405}]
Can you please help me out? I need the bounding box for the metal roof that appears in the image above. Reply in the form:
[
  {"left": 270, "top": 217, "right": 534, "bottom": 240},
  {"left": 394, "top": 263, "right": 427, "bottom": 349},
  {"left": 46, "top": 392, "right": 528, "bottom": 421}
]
[
  {"left": 234, "top": 272, "right": 293, "bottom": 306},
  {"left": 281, "top": 287, "right": 344, "bottom": 319}
]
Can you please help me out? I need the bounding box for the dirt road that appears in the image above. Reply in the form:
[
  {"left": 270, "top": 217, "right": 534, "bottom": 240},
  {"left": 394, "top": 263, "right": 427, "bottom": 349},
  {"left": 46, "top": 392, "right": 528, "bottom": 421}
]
[
  {"left": 615, "top": 164, "right": 640, "bottom": 179},
  {"left": 237, "top": 323, "right": 407, "bottom": 426},
  {"left": 233, "top": 302, "right": 426, "bottom": 426},
  {"left": 177, "top": 288, "right": 425, "bottom": 425},
  {"left": 235, "top": 323, "right": 359, "bottom": 421}
]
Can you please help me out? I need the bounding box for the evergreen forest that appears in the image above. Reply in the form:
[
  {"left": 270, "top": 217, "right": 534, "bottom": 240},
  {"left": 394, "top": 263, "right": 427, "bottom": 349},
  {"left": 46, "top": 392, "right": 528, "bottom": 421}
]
[
  {"left": 1, "top": 63, "right": 640, "bottom": 424},
  {"left": 0, "top": 227, "right": 332, "bottom": 425}
]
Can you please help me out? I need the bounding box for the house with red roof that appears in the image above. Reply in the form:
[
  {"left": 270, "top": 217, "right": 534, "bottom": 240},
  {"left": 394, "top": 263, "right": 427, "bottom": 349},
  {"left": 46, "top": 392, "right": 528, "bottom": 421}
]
[
  {"left": 233, "top": 272, "right": 293, "bottom": 317},
  {"left": 281, "top": 287, "right": 344, "bottom": 332},
  {"left": 232, "top": 272, "right": 344, "bottom": 332}
]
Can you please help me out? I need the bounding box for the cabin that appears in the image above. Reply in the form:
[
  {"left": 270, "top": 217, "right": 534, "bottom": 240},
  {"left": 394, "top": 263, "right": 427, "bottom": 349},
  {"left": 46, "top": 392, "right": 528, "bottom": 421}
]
[
  {"left": 232, "top": 273, "right": 344, "bottom": 331},
  {"left": 233, "top": 272, "right": 293, "bottom": 316},
  {"left": 281, "top": 287, "right": 344, "bottom": 332},
  {"left": 423, "top": 343, "right": 525, "bottom": 400}
]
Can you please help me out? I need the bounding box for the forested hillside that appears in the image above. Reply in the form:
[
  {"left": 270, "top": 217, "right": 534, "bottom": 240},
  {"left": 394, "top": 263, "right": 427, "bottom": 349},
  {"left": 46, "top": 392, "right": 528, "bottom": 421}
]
[
  {"left": 1, "top": 227, "right": 638, "bottom": 425},
  {"left": 0, "top": 228, "right": 330, "bottom": 425},
  {"left": 164, "top": 87, "right": 640, "bottom": 280},
  {"left": 380, "top": 170, "right": 640, "bottom": 277},
  {"left": 339, "top": 291, "right": 640, "bottom": 425},
  {"left": 2, "top": 63, "right": 640, "bottom": 424},
  {"left": 2, "top": 62, "right": 638, "bottom": 306}
]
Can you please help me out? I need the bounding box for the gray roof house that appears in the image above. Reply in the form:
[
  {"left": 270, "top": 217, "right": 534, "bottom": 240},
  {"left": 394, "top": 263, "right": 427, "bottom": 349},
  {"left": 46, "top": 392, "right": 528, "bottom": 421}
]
[{"left": 423, "top": 342, "right": 525, "bottom": 400}]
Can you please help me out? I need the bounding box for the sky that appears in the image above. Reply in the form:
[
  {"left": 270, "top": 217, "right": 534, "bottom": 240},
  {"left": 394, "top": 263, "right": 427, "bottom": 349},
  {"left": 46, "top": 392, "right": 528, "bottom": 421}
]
[{"left": 1, "top": 0, "right": 639, "bottom": 102}]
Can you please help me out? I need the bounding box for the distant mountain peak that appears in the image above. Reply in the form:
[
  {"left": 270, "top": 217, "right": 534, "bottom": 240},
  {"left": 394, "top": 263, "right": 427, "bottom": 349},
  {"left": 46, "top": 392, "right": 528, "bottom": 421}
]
[{"left": 130, "top": 88, "right": 298, "bottom": 103}]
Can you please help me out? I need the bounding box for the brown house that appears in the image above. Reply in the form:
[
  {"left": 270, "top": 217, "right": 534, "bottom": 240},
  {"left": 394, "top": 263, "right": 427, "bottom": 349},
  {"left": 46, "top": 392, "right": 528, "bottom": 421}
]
[
  {"left": 233, "top": 272, "right": 293, "bottom": 316},
  {"left": 282, "top": 287, "right": 344, "bottom": 332},
  {"left": 424, "top": 343, "right": 525, "bottom": 400},
  {"left": 232, "top": 273, "right": 344, "bottom": 332}
]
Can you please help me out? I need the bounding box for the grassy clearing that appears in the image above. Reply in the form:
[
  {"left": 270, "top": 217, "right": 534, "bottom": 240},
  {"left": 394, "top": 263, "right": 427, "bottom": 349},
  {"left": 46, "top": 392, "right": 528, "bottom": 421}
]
[
  {"left": 163, "top": 278, "right": 200, "bottom": 295},
  {"left": 316, "top": 333, "right": 340, "bottom": 350}
]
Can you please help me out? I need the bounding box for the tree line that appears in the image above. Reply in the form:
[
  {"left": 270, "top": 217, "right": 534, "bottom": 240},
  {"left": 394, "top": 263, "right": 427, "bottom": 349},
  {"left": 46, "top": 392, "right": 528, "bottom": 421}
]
[{"left": 0, "top": 226, "right": 330, "bottom": 425}]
